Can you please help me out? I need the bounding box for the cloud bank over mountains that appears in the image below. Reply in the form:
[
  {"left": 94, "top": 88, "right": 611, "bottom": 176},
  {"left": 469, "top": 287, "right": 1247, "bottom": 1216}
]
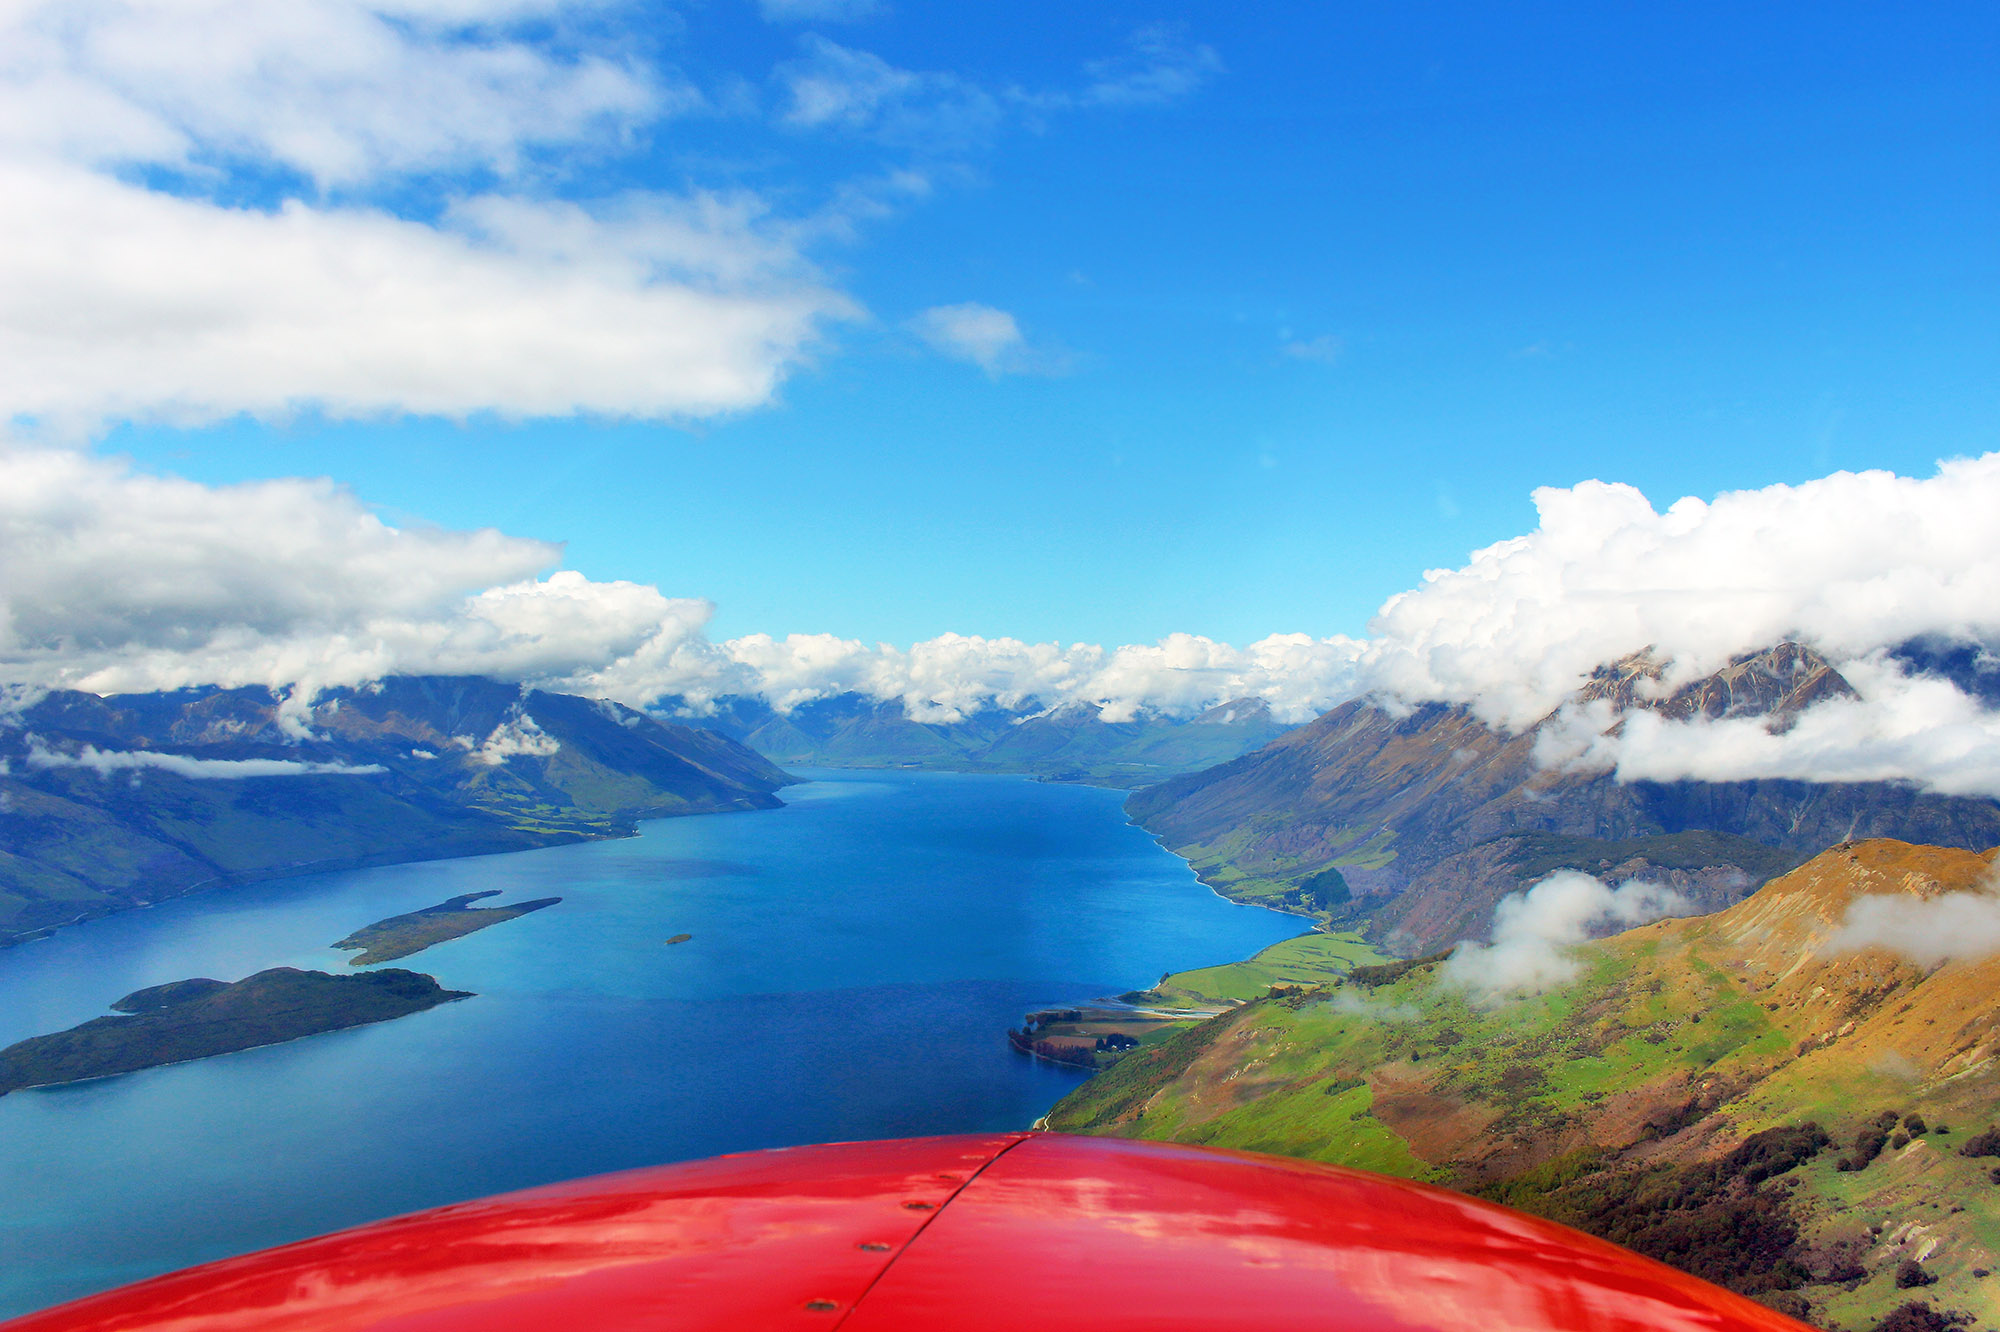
[
  {"left": 1360, "top": 455, "right": 2000, "bottom": 730},
  {"left": 11, "top": 446, "right": 2000, "bottom": 800},
  {"left": 0, "top": 448, "right": 1363, "bottom": 723}
]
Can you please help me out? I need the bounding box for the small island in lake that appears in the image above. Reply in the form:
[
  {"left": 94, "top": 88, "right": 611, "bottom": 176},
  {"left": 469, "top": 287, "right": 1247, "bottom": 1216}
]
[
  {"left": 0, "top": 967, "right": 470, "bottom": 1096},
  {"left": 334, "top": 891, "right": 561, "bottom": 965}
]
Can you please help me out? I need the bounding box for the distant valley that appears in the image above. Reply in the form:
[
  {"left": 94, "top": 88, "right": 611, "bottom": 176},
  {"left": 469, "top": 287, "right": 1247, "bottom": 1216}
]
[{"left": 669, "top": 692, "right": 1292, "bottom": 787}]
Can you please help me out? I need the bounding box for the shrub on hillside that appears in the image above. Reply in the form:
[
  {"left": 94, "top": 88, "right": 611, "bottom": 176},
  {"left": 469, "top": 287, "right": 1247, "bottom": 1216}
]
[
  {"left": 1895, "top": 1259, "right": 1938, "bottom": 1289},
  {"left": 1841, "top": 1123, "right": 1892, "bottom": 1171},
  {"left": 1956, "top": 1125, "right": 2000, "bottom": 1158},
  {"left": 1873, "top": 1303, "right": 1959, "bottom": 1332}
]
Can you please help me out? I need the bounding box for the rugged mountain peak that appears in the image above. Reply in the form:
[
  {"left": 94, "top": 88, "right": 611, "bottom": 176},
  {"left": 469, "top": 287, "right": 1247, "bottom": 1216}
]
[
  {"left": 1192, "top": 697, "right": 1273, "bottom": 726},
  {"left": 1574, "top": 641, "right": 1857, "bottom": 724}
]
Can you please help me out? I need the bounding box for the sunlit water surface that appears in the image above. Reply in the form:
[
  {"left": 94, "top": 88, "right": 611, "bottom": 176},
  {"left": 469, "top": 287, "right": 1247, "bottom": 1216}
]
[{"left": 0, "top": 769, "right": 1304, "bottom": 1316}]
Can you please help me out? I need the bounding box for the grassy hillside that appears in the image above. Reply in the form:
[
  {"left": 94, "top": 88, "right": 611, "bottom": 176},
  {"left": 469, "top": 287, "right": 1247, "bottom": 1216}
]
[{"left": 1050, "top": 840, "right": 2000, "bottom": 1331}]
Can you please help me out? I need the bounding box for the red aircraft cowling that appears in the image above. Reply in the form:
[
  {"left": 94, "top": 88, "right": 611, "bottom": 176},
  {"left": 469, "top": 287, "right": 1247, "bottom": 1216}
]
[{"left": 3, "top": 1132, "right": 1817, "bottom": 1332}]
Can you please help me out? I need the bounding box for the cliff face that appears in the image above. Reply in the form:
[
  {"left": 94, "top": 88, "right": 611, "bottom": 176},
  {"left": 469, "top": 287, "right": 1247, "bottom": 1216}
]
[
  {"left": 1126, "top": 645, "right": 2000, "bottom": 950},
  {"left": 0, "top": 677, "right": 793, "bottom": 945},
  {"left": 1049, "top": 839, "right": 2000, "bottom": 1331}
]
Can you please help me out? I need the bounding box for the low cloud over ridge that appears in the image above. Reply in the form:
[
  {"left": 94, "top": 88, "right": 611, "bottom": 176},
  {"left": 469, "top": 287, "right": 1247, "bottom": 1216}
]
[{"left": 9, "top": 449, "right": 2000, "bottom": 803}]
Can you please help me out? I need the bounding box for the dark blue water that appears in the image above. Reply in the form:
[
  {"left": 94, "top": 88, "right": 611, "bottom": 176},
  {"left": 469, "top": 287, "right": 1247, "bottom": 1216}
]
[{"left": 0, "top": 770, "right": 1304, "bottom": 1317}]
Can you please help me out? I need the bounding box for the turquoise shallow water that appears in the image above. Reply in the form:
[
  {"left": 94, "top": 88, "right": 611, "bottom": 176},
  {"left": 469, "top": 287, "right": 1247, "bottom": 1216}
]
[{"left": 0, "top": 769, "right": 1305, "bottom": 1317}]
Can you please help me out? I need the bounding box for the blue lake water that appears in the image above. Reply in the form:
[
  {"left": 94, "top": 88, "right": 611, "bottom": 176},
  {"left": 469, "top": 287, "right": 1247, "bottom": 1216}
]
[{"left": 0, "top": 769, "right": 1305, "bottom": 1317}]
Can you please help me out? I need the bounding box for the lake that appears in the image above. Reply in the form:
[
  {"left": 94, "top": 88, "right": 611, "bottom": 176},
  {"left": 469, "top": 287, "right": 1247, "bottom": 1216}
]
[{"left": 0, "top": 769, "right": 1306, "bottom": 1317}]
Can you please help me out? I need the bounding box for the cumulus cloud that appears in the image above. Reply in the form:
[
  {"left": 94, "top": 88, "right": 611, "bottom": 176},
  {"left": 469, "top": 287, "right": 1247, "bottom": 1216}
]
[
  {"left": 1359, "top": 457, "right": 2000, "bottom": 730},
  {"left": 0, "top": 448, "right": 1359, "bottom": 723},
  {"left": 0, "top": 447, "right": 716, "bottom": 702},
  {"left": 1349, "top": 454, "right": 2000, "bottom": 799},
  {"left": 0, "top": 0, "right": 855, "bottom": 429},
  {"left": 1441, "top": 872, "right": 1691, "bottom": 1002},
  {"left": 1825, "top": 864, "right": 2000, "bottom": 965},
  {"left": 25, "top": 742, "right": 385, "bottom": 779}
]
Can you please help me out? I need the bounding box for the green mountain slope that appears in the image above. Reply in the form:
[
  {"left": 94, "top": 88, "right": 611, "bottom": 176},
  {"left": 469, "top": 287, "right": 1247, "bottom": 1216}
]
[
  {"left": 0, "top": 677, "right": 793, "bottom": 944},
  {"left": 1050, "top": 839, "right": 2000, "bottom": 1331}
]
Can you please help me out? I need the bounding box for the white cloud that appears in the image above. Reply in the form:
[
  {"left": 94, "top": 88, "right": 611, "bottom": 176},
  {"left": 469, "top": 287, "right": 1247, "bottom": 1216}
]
[
  {"left": 0, "top": 448, "right": 1359, "bottom": 723},
  {"left": 0, "top": 166, "right": 855, "bottom": 428},
  {"left": 0, "top": 447, "right": 716, "bottom": 702},
  {"left": 1344, "top": 455, "right": 2000, "bottom": 799},
  {"left": 25, "top": 742, "right": 385, "bottom": 779},
  {"left": 0, "top": 0, "right": 673, "bottom": 188},
  {"left": 0, "top": 0, "right": 857, "bottom": 429},
  {"left": 1532, "top": 656, "right": 2000, "bottom": 800},
  {"left": 1826, "top": 863, "right": 2000, "bottom": 965},
  {"left": 692, "top": 630, "right": 1361, "bottom": 723},
  {"left": 909, "top": 302, "right": 1037, "bottom": 376},
  {"left": 1358, "top": 457, "right": 2000, "bottom": 731},
  {"left": 1441, "top": 872, "right": 1690, "bottom": 1002},
  {"left": 474, "top": 709, "right": 561, "bottom": 764}
]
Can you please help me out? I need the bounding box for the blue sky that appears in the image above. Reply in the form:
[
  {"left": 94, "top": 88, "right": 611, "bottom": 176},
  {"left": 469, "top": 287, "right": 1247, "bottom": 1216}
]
[{"left": 25, "top": 0, "right": 2000, "bottom": 651}]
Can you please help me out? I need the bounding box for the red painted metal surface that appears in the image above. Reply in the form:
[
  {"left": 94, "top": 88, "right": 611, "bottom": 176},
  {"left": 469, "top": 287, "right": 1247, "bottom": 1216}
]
[{"left": 4, "top": 1133, "right": 1817, "bottom": 1332}]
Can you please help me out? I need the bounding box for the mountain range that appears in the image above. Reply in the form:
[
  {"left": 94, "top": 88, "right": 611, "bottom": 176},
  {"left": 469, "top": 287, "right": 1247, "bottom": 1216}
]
[
  {"left": 1049, "top": 838, "right": 2000, "bottom": 1331},
  {"left": 670, "top": 692, "right": 1292, "bottom": 786},
  {"left": 1126, "top": 644, "right": 2000, "bottom": 951},
  {"left": 0, "top": 676, "right": 792, "bottom": 946}
]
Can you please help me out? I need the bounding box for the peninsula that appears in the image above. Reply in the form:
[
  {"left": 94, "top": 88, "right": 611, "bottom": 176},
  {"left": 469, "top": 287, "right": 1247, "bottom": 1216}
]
[
  {"left": 0, "top": 967, "right": 470, "bottom": 1096},
  {"left": 333, "top": 891, "right": 561, "bottom": 965}
]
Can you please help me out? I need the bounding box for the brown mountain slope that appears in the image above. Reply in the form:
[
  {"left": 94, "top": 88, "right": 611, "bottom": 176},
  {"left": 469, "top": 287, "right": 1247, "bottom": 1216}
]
[
  {"left": 1049, "top": 839, "right": 2000, "bottom": 1331},
  {"left": 1126, "top": 645, "right": 2000, "bottom": 950}
]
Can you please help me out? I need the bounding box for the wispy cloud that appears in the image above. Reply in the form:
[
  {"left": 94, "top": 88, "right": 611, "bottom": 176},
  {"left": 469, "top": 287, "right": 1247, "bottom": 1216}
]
[
  {"left": 909, "top": 302, "right": 1061, "bottom": 376},
  {"left": 26, "top": 742, "right": 384, "bottom": 780},
  {"left": 758, "top": 0, "right": 882, "bottom": 24},
  {"left": 1076, "top": 24, "right": 1223, "bottom": 107},
  {"left": 774, "top": 25, "right": 1220, "bottom": 148},
  {"left": 1281, "top": 334, "right": 1344, "bottom": 365}
]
